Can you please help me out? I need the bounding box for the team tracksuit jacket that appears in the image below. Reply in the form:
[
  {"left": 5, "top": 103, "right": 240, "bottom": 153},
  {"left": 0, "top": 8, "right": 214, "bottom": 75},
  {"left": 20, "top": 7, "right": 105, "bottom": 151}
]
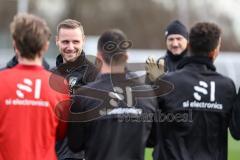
[{"left": 152, "top": 56, "right": 240, "bottom": 160}]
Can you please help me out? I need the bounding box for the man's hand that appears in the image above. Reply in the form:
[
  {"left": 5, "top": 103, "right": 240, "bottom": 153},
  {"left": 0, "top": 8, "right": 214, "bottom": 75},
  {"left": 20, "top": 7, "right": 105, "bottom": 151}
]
[{"left": 145, "top": 57, "right": 165, "bottom": 82}]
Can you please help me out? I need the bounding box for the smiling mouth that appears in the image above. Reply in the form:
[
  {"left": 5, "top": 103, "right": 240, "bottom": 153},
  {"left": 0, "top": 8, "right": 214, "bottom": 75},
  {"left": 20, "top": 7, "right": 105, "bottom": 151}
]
[
  {"left": 65, "top": 52, "right": 76, "bottom": 55},
  {"left": 172, "top": 46, "right": 179, "bottom": 48}
]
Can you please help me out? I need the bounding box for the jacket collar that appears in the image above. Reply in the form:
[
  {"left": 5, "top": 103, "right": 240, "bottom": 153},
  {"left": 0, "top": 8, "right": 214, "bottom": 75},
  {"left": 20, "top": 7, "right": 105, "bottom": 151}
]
[
  {"left": 96, "top": 73, "right": 126, "bottom": 81},
  {"left": 6, "top": 56, "right": 50, "bottom": 70},
  {"left": 6, "top": 56, "right": 18, "bottom": 68},
  {"left": 56, "top": 51, "right": 87, "bottom": 74},
  {"left": 177, "top": 56, "right": 216, "bottom": 71}
]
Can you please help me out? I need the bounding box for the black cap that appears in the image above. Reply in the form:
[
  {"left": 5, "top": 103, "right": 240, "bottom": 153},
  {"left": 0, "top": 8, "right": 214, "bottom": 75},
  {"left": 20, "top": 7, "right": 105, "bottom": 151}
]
[{"left": 165, "top": 20, "right": 188, "bottom": 40}]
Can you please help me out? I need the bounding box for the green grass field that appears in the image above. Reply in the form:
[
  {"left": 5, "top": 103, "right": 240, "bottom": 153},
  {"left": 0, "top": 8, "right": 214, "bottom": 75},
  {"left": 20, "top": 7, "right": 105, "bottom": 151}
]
[{"left": 144, "top": 134, "right": 240, "bottom": 160}]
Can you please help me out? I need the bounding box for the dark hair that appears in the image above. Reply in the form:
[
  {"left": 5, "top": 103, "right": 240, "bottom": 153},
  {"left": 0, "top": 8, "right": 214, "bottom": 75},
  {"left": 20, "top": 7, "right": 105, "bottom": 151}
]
[
  {"left": 189, "top": 22, "right": 221, "bottom": 56},
  {"left": 57, "top": 19, "right": 84, "bottom": 36},
  {"left": 97, "top": 29, "right": 131, "bottom": 65},
  {"left": 10, "top": 13, "right": 51, "bottom": 59}
]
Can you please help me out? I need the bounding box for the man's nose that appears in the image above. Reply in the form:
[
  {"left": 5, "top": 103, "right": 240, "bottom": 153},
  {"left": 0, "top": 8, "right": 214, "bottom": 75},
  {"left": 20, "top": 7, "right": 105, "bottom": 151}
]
[
  {"left": 172, "top": 39, "right": 179, "bottom": 46},
  {"left": 67, "top": 42, "right": 74, "bottom": 50}
]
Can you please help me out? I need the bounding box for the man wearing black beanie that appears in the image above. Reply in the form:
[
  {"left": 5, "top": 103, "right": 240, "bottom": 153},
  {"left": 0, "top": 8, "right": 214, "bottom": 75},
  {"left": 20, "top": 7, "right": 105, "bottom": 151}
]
[
  {"left": 146, "top": 20, "right": 188, "bottom": 82},
  {"left": 162, "top": 20, "right": 188, "bottom": 71}
]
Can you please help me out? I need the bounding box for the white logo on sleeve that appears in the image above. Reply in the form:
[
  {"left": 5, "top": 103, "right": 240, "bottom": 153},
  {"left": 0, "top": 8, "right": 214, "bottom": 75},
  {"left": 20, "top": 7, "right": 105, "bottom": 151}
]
[
  {"left": 16, "top": 78, "right": 42, "bottom": 99},
  {"left": 193, "top": 81, "right": 215, "bottom": 101}
]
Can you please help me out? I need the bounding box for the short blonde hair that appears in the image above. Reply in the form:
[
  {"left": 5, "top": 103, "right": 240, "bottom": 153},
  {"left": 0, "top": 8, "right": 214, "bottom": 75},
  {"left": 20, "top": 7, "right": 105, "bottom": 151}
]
[{"left": 57, "top": 19, "right": 84, "bottom": 36}]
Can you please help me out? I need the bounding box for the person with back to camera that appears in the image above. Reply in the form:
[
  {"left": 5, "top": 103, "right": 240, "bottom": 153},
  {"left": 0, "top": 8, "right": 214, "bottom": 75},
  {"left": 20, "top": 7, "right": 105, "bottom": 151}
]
[
  {"left": 0, "top": 13, "right": 69, "bottom": 160},
  {"left": 151, "top": 22, "right": 240, "bottom": 160}
]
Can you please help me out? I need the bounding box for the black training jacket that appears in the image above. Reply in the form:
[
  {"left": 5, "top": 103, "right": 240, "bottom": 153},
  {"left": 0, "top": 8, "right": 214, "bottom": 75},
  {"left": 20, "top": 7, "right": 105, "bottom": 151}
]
[
  {"left": 152, "top": 56, "right": 239, "bottom": 160},
  {"left": 1, "top": 55, "right": 50, "bottom": 70},
  {"left": 67, "top": 73, "right": 172, "bottom": 160},
  {"left": 52, "top": 51, "right": 98, "bottom": 160},
  {"left": 51, "top": 51, "right": 98, "bottom": 94}
]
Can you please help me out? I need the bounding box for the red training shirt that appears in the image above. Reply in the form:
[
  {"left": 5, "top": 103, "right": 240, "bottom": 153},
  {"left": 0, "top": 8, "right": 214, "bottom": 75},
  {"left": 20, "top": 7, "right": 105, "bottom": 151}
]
[{"left": 0, "top": 64, "right": 70, "bottom": 160}]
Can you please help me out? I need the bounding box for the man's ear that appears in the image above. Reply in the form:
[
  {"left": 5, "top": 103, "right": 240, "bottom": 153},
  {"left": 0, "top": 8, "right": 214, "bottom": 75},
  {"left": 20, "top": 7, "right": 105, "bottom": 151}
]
[
  {"left": 55, "top": 35, "right": 59, "bottom": 46},
  {"left": 96, "top": 51, "right": 103, "bottom": 61},
  {"left": 208, "top": 50, "right": 215, "bottom": 59},
  {"left": 43, "top": 41, "right": 50, "bottom": 53},
  {"left": 208, "top": 47, "right": 219, "bottom": 61},
  {"left": 12, "top": 40, "right": 20, "bottom": 57},
  {"left": 209, "top": 39, "right": 221, "bottom": 61},
  {"left": 39, "top": 41, "right": 50, "bottom": 58},
  {"left": 96, "top": 51, "right": 103, "bottom": 70},
  {"left": 82, "top": 35, "right": 86, "bottom": 46}
]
